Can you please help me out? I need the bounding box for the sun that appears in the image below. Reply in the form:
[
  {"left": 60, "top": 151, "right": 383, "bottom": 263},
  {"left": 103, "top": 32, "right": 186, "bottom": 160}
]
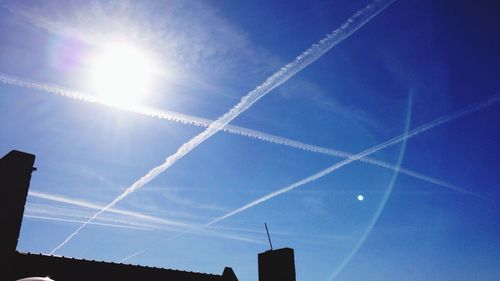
[{"left": 87, "top": 41, "right": 155, "bottom": 106}]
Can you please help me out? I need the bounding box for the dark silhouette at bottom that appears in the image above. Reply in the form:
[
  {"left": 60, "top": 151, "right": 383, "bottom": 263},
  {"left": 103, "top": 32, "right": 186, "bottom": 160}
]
[{"left": 258, "top": 247, "right": 296, "bottom": 281}]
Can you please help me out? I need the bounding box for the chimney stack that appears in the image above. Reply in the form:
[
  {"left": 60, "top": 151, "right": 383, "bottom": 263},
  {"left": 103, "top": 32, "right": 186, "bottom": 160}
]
[
  {"left": 0, "top": 150, "right": 36, "bottom": 261},
  {"left": 258, "top": 247, "right": 296, "bottom": 281}
]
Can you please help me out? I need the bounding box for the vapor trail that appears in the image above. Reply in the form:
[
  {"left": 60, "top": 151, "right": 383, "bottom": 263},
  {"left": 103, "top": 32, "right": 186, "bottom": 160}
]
[
  {"left": 24, "top": 214, "right": 154, "bottom": 231},
  {"left": 232, "top": 127, "right": 479, "bottom": 196},
  {"left": 2, "top": 72, "right": 471, "bottom": 195},
  {"left": 48, "top": 0, "right": 397, "bottom": 254},
  {"left": 28, "top": 191, "right": 193, "bottom": 228},
  {"left": 0, "top": 72, "right": 210, "bottom": 127},
  {"left": 206, "top": 93, "right": 499, "bottom": 227},
  {"left": 28, "top": 192, "right": 265, "bottom": 245}
]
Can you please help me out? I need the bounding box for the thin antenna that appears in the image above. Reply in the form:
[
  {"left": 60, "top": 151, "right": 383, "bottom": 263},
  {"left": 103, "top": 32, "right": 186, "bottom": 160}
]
[{"left": 264, "top": 222, "right": 273, "bottom": 250}]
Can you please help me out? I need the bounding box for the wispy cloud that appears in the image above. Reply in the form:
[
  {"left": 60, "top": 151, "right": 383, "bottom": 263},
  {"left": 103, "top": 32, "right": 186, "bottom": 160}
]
[
  {"left": 29, "top": 191, "right": 191, "bottom": 228},
  {"left": 157, "top": 192, "right": 228, "bottom": 212},
  {"left": 25, "top": 202, "right": 158, "bottom": 231},
  {"left": 47, "top": 0, "right": 398, "bottom": 255},
  {"left": 207, "top": 224, "right": 354, "bottom": 242},
  {"left": 2, "top": 0, "right": 276, "bottom": 83},
  {"left": 26, "top": 192, "right": 265, "bottom": 246},
  {"left": 24, "top": 214, "right": 153, "bottom": 231}
]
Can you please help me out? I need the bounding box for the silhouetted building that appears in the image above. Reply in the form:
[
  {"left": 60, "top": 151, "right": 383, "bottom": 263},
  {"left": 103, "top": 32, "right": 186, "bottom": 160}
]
[
  {"left": 258, "top": 247, "right": 296, "bottom": 281},
  {"left": 1, "top": 150, "right": 238, "bottom": 281},
  {"left": 0, "top": 150, "right": 35, "bottom": 259}
]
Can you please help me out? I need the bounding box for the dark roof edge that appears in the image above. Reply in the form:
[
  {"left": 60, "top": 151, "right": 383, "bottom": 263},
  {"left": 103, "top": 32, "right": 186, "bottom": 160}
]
[{"left": 15, "top": 251, "right": 222, "bottom": 277}]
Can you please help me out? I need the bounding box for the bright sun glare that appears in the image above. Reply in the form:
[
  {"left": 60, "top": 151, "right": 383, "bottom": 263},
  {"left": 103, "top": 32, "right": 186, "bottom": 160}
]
[{"left": 88, "top": 41, "right": 155, "bottom": 106}]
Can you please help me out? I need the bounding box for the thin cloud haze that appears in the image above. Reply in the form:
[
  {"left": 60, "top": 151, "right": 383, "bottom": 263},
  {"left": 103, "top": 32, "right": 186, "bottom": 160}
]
[
  {"left": 27, "top": 192, "right": 265, "bottom": 246},
  {"left": 24, "top": 214, "right": 153, "bottom": 231}
]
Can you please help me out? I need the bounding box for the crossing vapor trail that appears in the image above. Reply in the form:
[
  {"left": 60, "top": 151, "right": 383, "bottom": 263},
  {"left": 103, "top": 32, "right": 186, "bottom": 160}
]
[
  {"left": 1, "top": 73, "right": 469, "bottom": 194},
  {"left": 205, "top": 93, "right": 499, "bottom": 227},
  {"left": 48, "top": 0, "right": 398, "bottom": 254}
]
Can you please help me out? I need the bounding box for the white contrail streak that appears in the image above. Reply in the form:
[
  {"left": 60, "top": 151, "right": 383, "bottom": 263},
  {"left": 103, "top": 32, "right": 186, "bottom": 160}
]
[
  {"left": 25, "top": 202, "right": 156, "bottom": 230},
  {"left": 23, "top": 214, "right": 153, "bottom": 231},
  {"left": 0, "top": 72, "right": 210, "bottom": 127},
  {"left": 48, "top": 0, "right": 398, "bottom": 254},
  {"left": 28, "top": 191, "right": 193, "bottom": 228},
  {"left": 1, "top": 72, "right": 473, "bottom": 195},
  {"left": 206, "top": 93, "right": 499, "bottom": 227},
  {"left": 27, "top": 192, "right": 265, "bottom": 245}
]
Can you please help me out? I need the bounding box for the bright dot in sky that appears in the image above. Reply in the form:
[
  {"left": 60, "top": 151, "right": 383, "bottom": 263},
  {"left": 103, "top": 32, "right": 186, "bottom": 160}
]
[
  {"left": 357, "top": 195, "right": 364, "bottom": 201},
  {"left": 88, "top": 41, "right": 155, "bottom": 106}
]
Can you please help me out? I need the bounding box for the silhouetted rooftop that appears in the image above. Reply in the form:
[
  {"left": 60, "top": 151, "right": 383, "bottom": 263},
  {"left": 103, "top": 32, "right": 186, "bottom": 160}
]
[{"left": 2, "top": 150, "right": 238, "bottom": 281}]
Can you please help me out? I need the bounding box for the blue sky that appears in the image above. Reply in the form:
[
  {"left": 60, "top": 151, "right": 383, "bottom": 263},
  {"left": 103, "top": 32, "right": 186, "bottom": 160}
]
[{"left": 1, "top": 0, "right": 499, "bottom": 280}]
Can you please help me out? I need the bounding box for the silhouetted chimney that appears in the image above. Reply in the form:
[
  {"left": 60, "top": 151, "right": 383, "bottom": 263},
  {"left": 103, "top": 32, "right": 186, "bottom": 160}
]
[
  {"left": 258, "top": 247, "right": 296, "bottom": 281},
  {"left": 222, "top": 267, "right": 239, "bottom": 281},
  {"left": 0, "top": 150, "right": 36, "bottom": 259}
]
